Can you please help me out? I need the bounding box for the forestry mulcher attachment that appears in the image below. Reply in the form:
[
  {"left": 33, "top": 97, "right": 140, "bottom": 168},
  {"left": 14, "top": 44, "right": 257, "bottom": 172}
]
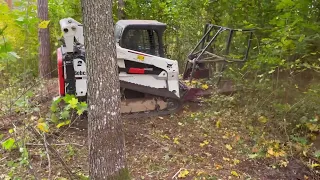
[{"left": 57, "top": 18, "right": 254, "bottom": 118}]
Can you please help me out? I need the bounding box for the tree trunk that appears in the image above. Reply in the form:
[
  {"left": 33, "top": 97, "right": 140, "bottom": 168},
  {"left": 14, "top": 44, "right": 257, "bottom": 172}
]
[
  {"left": 37, "top": 0, "right": 51, "bottom": 79},
  {"left": 118, "top": 0, "right": 125, "bottom": 20},
  {"left": 5, "top": 0, "right": 13, "bottom": 9},
  {"left": 81, "top": 0, "right": 129, "bottom": 179}
]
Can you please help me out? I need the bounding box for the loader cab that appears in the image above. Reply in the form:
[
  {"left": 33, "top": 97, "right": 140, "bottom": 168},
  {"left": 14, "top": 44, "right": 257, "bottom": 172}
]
[{"left": 114, "top": 20, "right": 167, "bottom": 58}]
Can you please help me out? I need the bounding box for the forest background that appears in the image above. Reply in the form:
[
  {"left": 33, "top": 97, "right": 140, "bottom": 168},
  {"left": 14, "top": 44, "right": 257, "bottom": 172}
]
[{"left": 1, "top": 0, "right": 320, "bottom": 179}]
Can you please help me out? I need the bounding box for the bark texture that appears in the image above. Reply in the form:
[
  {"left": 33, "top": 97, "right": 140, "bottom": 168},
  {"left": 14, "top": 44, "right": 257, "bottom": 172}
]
[
  {"left": 5, "top": 0, "right": 12, "bottom": 9},
  {"left": 118, "top": 0, "right": 125, "bottom": 20},
  {"left": 37, "top": 0, "right": 51, "bottom": 78},
  {"left": 81, "top": 0, "right": 128, "bottom": 179}
]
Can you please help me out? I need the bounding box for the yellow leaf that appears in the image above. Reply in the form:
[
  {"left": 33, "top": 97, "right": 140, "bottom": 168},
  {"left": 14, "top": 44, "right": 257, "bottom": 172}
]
[
  {"left": 258, "top": 116, "right": 268, "bottom": 123},
  {"left": 267, "top": 147, "right": 274, "bottom": 156},
  {"left": 160, "top": 134, "right": 170, "bottom": 140},
  {"left": 278, "top": 150, "right": 286, "bottom": 157},
  {"left": 233, "top": 159, "right": 240, "bottom": 165},
  {"left": 38, "top": 20, "right": 50, "bottom": 29},
  {"left": 178, "top": 169, "right": 189, "bottom": 178},
  {"left": 279, "top": 160, "right": 288, "bottom": 167},
  {"left": 311, "top": 163, "right": 320, "bottom": 168},
  {"left": 216, "top": 119, "right": 221, "bottom": 128},
  {"left": 231, "top": 171, "right": 240, "bottom": 177},
  {"left": 223, "top": 157, "right": 230, "bottom": 161},
  {"left": 225, "top": 144, "right": 232, "bottom": 150},
  {"left": 214, "top": 163, "right": 223, "bottom": 170},
  {"left": 303, "top": 150, "right": 307, "bottom": 157},
  {"left": 196, "top": 170, "right": 205, "bottom": 176},
  {"left": 201, "top": 84, "right": 209, "bottom": 90},
  {"left": 200, "top": 140, "right": 209, "bottom": 147},
  {"left": 37, "top": 122, "right": 49, "bottom": 133},
  {"left": 173, "top": 137, "right": 179, "bottom": 144},
  {"left": 306, "top": 123, "right": 319, "bottom": 132},
  {"left": 56, "top": 120, "right": 71, "bottom": 128}
]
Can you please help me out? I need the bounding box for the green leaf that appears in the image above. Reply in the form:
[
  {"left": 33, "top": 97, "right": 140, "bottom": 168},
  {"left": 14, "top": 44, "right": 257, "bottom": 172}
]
[
  {"left": 63, "top": 94, "right": 73, "bottom": 103},
  {"left": 68, "top": 98, "right": 78, "bottom": 109},
  {"left": 77, "top": 102, "right": 88, "bottom": 115},
  {"left": 248, "top": 153, "right": 259, "bottom": 159},
  {"left": 8, "top": 52, "right": 20, "bottom": 59},
  {"left": 60, "top": 110, "right": 70, "bottom": 119},
  {"left": 16, "top": 17, "right": 24, "bottom": 22},
  {"left": 314, "top": 150, "right": 320, "bottom": 158},
  {"left": 51, "top": 113, "right": 59, "bottom": 123},
  {"left": 2, "top": 138, "right": 15, "bottom": 150},
  {"left": 26, "top": 91, "right": 34, "bottom": 98},
  {"left": 50, "top": 103, "right": 58, "bottom": 112}
]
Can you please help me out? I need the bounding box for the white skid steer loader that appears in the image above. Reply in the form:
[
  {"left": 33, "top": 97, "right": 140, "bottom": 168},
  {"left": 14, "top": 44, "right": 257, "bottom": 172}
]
[
  {"left": 57, "top": 18, "right": 184, "bottom": 118},
  {"left": 57, "top": 18, "right": 255, "bottom": 118}
]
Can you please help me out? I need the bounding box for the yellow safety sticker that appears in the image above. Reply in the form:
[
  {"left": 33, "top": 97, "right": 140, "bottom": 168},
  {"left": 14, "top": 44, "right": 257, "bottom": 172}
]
[{"left": 137, "top": 55, "right": 145, "bottom": 61}]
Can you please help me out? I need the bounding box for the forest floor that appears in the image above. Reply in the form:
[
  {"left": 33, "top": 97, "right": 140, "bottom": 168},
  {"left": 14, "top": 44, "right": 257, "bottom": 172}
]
[{"left": 0, "top": 79, "right": 320, "bottom": 180}]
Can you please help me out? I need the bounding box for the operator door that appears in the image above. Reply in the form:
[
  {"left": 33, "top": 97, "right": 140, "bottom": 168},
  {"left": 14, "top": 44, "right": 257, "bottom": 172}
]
[{"left": 121, "top": 29, "right": 162, "bottom": 57}]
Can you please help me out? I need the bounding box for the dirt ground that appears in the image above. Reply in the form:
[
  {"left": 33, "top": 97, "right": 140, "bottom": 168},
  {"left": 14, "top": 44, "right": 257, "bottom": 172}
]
[{"left": 0, "top": 79, "right": 320, "bottom": 180}]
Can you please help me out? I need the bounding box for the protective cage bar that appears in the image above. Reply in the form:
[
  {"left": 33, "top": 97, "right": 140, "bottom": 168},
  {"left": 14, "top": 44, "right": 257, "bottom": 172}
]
[{"left": 183, "top": 23, "right": 254, "bottom": 84}]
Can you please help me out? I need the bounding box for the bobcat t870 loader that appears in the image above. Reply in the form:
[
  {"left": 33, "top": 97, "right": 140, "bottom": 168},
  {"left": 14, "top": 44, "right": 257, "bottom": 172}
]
[{"left": 57, "top": 18, "right": 254, "bottom": 118}]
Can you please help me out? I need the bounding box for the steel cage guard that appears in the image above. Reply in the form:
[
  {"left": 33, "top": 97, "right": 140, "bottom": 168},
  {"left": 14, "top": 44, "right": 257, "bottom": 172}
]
[{"left": 182, "top": 23, "right": 254, "bottom": 84}]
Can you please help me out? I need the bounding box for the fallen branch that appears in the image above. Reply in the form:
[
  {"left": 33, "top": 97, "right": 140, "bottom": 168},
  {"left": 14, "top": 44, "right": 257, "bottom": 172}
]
[
  {"left": 43, "top": 134, "right": 51, "bottom": 180},
  {"left": 172, "top": 168, "right": 182, "bottom": 179},
  {"left": 0, "top": 157, "right": 7, "bottom": 162},
  {"left": 27, "top": 126, "right": 76, "bottom": 180},
  {"left": 142, "top": 134, "right": 171, "bottom": 148},
  {"left": 26, "top": 142, "right": 84, "bottom": 147}
]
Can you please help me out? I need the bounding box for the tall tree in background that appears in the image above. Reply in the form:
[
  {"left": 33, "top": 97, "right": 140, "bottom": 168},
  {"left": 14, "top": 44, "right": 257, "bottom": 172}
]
[
  {"left": 118, "top": 0, "right": 125, "bottom": 19},
  {"left": 81, "top": 0, "right": 129, "bottom": 179},
  {"left": 37, "top": 0, "right": 51, "bottom": 78},
  {"left": 5, "top": 0, "right": 12, "bottom": 9}
]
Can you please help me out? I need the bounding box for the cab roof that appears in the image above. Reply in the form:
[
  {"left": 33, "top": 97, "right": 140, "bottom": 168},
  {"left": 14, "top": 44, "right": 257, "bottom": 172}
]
[{"left": 116, "top": 20, "right": 167, "bottom": 29}]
